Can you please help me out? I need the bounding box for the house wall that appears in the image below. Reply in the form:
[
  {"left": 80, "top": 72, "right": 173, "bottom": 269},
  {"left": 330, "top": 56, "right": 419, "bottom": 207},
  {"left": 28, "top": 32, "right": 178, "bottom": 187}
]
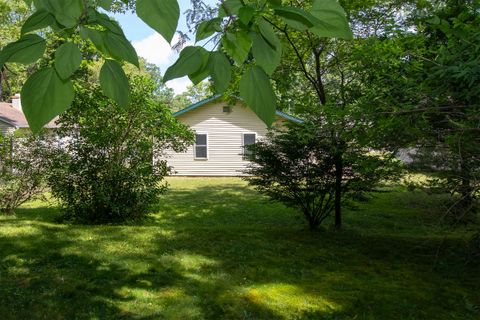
[
  {"left": 164, "top": 101, "right": 283, "bottom": 176},
  {"left": 0, "top": 120, "right": 15, "bottom": 136}
]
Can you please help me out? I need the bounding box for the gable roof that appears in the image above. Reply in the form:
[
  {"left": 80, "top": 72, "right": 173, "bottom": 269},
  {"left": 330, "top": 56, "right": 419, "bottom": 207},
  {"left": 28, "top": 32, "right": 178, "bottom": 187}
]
[
  {"left": 0, "top": 102, "right": 59, "bottom": 129},
  {"left": 0, "top": 103, "right": 29, "bottom": 128},
  {"left": 173, "top": 95, "right": 303, "bottom": 124}
]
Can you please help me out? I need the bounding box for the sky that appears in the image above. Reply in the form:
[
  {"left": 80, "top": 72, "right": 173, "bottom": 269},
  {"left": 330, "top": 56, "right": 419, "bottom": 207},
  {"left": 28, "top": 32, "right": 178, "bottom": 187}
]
[{"left": 112, "top": 0, "right": 218, "bottom": 94}]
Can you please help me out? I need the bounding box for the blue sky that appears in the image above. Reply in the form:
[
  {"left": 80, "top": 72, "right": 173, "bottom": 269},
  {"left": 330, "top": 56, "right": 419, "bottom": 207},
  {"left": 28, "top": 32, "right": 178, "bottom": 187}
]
[{"left": 112, "top": 0, "right": 218, "bottom": 94}]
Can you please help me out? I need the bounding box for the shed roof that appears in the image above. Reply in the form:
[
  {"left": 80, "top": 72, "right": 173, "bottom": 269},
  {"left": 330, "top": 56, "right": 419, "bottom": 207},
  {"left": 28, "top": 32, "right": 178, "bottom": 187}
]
[
  {"left": 173, "top": 95, "right": 303, "bottom": 124},
  {"left": 0, "top": 102, "right": 59, "bottom": 129}
]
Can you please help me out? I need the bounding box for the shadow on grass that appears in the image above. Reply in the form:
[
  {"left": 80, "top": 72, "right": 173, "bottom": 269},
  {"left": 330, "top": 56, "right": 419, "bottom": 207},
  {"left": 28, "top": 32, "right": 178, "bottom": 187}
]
[
  {"left": 0, "top": 182, "right": 478, "bottom": 319},
  {"left": 147, "top": 183, "right": 301, "bottom": 229}
]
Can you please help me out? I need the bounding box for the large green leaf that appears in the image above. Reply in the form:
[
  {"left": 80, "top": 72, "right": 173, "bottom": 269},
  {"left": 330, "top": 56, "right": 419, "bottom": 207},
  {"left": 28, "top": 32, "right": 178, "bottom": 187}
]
[
  {"left": 163, "top": 46, "right": 207, "bottom": 82},
  {"left": 250, "top": 32, "right": 281, "bottom": 75},
  {"left": 188, "top": 50, "right": 210, "bottom": 85},
  {"left": 208, "top": 51, "right": 231, "bottom": 93},
  {"left": 98, "top": 0, "right": 114, "bottom": 10},
  {"left": 136, "top": 0, "right": 179, "bottom": 43},
  {"left": 238, "top": 6, "right": 255, "bottom": 25},
  {"left": 99, "top": 60, "right": 131, "bottom": 108},
  {"left": 196, "top": 18, "right": 222, "bottom": 42},
  {"left": 257, "top": 20, "right": 281, "bottom": 50},
  {"left": 218, "top": 0, "right": 243, "bottom": 17},
  {"left": 221, "top": 31, "right": 252, "bottom": 66},
  {"left": 21, "top": 67, "right": 74, "bottom": 133},
  {"left": 88, "top": 11, "right": 125, "bottom": 36},
  {"left": 239, "top": 66, "right": 276, "bottom": 126},
  {"left": 274, "top": 6, "right": 317, "bottom": 31},
  {"left": 266, "top": 0, "right": 282, "bottom": 6},
  {"left": 0, "top": 34, "right": 46, "bottom": 69},
  {"left": 103, "top": 32, "right": 139, "bottom": 67},
  {"left": 34, "top": 0, "right": 84, "bottom": 28},
  {"left": 21, "top": 9, "right": 56, "bottom": 35},
  {"left": 55, "top": 42, "right": 82, "bottom": 80},
  {"left": 310, "top": 0, "right": 353, "bottom": 39},
  {"left": 80, "top": 27, "right": 139, "bottom": 67}
]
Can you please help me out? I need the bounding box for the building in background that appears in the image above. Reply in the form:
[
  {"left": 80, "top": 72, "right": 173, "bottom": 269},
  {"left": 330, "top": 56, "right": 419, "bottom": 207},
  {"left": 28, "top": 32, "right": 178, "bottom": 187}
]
[{"left": 165, "top": 95, "right": 302, "bottom": 176}]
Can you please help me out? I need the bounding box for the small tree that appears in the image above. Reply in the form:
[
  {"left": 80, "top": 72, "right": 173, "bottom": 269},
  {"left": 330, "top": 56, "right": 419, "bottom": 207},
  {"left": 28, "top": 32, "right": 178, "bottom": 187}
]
[
  {"left": 0, "top": 133, "right": 48, "bottom": 215},
  {"left": 47, "top": 75, "right": 193, "bottom": 223},
  {"left": 245, "top": 115, "right": 400, "bottom": 230}
]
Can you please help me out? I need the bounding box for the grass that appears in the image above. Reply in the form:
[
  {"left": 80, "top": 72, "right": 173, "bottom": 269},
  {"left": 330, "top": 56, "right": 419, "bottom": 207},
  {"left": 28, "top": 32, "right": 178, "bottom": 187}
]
[{"left": 0, "top": 177, "right": 479, "bottom": 319}]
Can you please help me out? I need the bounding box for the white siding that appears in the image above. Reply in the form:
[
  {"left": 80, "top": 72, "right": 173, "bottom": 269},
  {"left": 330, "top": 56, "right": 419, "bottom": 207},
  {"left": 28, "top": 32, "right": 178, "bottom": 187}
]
[
  {"left": 0, "top": 120, "right": 15, "bottom": 136},
  {"left": 165, "top": 101, "right": 283, "bottom": 176}
]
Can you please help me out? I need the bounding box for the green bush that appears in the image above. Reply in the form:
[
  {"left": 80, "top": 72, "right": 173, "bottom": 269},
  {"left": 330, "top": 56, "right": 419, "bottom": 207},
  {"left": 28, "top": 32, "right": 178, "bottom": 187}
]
[
  {"left": 0, "top": 133, "right": 48, "bottom": 215},
  {"left": 47, "top": 76, "right": 193, "bottom": 223}
]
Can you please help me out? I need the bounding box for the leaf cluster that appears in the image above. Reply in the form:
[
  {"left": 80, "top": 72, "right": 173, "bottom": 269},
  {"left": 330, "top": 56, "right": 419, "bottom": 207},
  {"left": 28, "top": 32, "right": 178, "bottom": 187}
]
[{"left": 0, "top": 0, "right": 353, "bottom": 132}]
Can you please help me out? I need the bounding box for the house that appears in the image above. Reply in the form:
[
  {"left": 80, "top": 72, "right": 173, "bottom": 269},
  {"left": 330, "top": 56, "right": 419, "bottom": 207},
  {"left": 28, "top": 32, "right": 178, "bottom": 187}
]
[
  {"left": 165, "top": 95, "right": 302, "bottom": 176},
  {"left": 0, "top": 94, "right": 58, "bottom": 135}
]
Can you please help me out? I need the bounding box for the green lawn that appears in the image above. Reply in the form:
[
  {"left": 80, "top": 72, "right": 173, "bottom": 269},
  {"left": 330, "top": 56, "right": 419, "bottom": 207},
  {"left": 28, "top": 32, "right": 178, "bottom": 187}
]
[{"left": 0, "top": 178, "right": 478, "bottom": 319}]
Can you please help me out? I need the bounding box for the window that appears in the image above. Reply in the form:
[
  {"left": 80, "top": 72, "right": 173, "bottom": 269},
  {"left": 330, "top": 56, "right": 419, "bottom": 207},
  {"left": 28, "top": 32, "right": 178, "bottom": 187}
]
[
  {"left": 243, "top": 133, "right": 256, "bottom": 158},
  {"left": 223, "top": 106, "right": 231, "bottom": 113},
  {"left": 194, "top": 133, "right": 208, "bottom": 159}
]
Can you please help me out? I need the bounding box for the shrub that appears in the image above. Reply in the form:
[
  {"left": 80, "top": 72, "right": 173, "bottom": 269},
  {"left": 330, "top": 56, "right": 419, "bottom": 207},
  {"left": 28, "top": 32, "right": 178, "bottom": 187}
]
[
  {"left": 0, "top": 133, "right": 48, "bottom": 215},
  {"left": 244, "top": 120, "right": 400, "bottom": 229},
  {"left": 46, "top": 76, "right": 193, "bottom": 223}
]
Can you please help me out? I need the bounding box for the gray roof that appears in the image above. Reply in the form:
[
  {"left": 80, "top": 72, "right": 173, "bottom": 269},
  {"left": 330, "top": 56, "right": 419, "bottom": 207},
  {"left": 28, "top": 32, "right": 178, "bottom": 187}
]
[{"left": 0, "top": 102, "right": 59, "bottom": 129}]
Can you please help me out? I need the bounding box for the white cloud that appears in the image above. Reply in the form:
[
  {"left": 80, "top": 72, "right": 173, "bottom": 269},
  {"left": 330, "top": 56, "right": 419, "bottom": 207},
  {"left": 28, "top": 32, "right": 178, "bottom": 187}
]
[
  {"left": 133, "top": 33, "right": 193, "bottom": 94},
  {"left": 166, "top": 77, "right": 191, "bottom": 94}
]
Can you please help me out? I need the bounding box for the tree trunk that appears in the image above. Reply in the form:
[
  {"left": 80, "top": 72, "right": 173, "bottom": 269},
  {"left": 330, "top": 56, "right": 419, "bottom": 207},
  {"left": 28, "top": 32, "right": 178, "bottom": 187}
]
[{"left": 459, "top": 160, "right": 475, "bottom": 219}]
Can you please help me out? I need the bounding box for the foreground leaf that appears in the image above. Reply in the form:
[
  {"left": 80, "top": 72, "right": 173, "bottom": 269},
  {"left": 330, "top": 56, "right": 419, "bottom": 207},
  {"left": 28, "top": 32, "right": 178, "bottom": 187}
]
[
  {"left": 21, "top": 9, "right": 56, "bottom": 35},
  {"left": 309, "top": 0, "right": 353, "bottom": 39},
  {"left": 54, "top": 42, "right": 82, "bottom": 80},
  {"left": 99, "top": 60, "right": 130, "bottom": 107},
  {"left": 238, "top": 6, "right": 255, "bottom": 25},
  {"left": 34, "top": 0, "right": 84, "bottom": 28},
  {"left": 21, "top": 67, "right": 74, "bottom": 133},
  {"left": 0, "top": 34, "right": 46, "bottom": 69},
  {"left": 163, "top": 46, "right": 208, "bottom": 82},
  {"left": 188, "top": 50, "right": 210, "bottom": 85},
  {"left": 222, "top": 31, "right": 252, "bottom": 65},
  {"left": 196, "top": 18, "right": 222, "bottom": 42},
  {"left": 89, "top": 11, "right": 125, "bottom": 36},
  {"left": 250, "top": 32, "right": 281, "bottom": 75},
  {"left": 274, "top": 6, "right": 317, "bottom": 31},
  {"left": 257, "top": 20, "right": 281, "bottom": 50},
  {"left": 136, "top": 0, "right": 179, "bottom": 43},
  {"left": 208, "top": 51, "right": 231, "bottom": 93},
  {"left": 80, "top": 27, "right": 139, "bottom": 67},
  {"left": 239, "top": 66, "right": 276, "bottom": 126},
  {"left": 218, "top": 0, "right": 243, "bottom": 17},
  {"left": 98, "top": 0, "right": 114, "bottom": 10}
]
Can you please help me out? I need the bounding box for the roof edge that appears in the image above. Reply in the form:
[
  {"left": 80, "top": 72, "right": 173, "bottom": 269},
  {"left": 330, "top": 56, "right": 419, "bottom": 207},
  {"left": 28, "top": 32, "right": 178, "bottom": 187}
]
[
  {"left": 0, "top": 116, "right": 18, "bottom": 128},
  {"left": 275, "top": 110, "right": 303, "bottom": 124},
  {"left": 173, "top": 94, "right": 222, "bottom": 117},
  {"left": 172, "top": 95, "right": 303, "bottom": 123}
]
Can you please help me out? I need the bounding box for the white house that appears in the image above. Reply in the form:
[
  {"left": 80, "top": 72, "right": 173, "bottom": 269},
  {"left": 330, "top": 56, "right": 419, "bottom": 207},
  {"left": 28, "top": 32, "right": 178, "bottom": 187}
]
[{"left": 166, "top": 95, "right": 302, "bottom": 176}]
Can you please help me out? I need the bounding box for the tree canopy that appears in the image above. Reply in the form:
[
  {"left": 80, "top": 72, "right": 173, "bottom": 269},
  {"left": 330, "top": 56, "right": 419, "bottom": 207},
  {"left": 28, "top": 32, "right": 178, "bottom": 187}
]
[{"left": 0, "top": 0, "right": 353, "bottom": 133}]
